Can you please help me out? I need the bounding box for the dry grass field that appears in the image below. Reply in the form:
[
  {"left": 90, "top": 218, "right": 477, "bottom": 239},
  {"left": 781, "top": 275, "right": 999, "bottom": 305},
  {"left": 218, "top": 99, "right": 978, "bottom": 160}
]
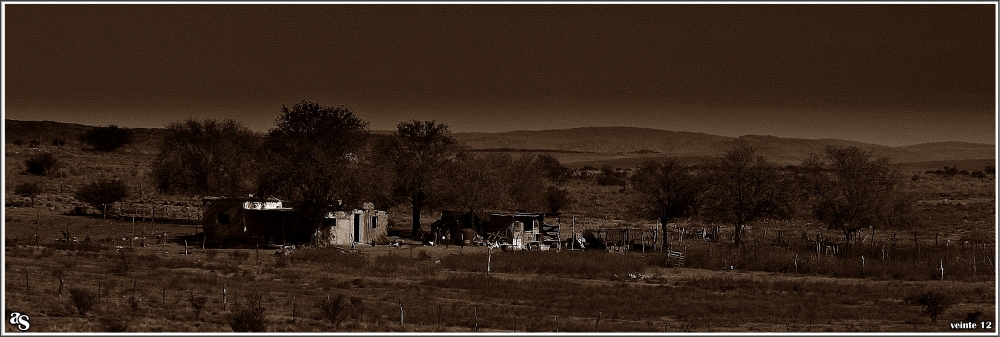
[{"left": 3, "top": 136, "right": 997, "bottom": 333}]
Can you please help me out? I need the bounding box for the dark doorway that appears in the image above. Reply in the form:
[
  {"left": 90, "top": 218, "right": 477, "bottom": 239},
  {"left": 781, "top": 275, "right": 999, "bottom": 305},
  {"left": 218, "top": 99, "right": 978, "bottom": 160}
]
[{"left": 354, "top": 213, "right": 361, "bottom": 243}]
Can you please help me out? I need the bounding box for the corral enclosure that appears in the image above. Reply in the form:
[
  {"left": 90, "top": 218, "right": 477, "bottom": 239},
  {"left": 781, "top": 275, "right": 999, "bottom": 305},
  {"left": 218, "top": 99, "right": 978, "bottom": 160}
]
[{"left": 4, "top": 120, "right": 997, "bottom": 332}]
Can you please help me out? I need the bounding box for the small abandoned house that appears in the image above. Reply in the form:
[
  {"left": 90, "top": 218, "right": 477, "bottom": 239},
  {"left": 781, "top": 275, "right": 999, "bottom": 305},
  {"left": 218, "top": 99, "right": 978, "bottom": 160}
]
[
  {"left": 315, "top": 202, "right": 388, "bottom": 246},
  {"left": 430, "top": 211, "right": 560, "bottom": 249},
  {"left": 202, "top": 197, "right": 387, "bottom": 246}
]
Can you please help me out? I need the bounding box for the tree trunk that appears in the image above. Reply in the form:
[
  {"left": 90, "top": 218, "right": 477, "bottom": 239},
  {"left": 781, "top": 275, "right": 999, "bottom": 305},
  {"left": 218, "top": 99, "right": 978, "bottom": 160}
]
[
  {"left": 733, "top": 223, "right": 743, "bottom": 246},
  {"left": 411, "top": 202, "right": 422, "bottom": 238},
  {"left": 660, "top": 217, "right": 670, "bottom": 251}
]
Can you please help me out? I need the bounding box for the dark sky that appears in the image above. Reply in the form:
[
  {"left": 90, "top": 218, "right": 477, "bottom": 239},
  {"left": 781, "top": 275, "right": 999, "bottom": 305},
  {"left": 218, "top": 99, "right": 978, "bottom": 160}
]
[{"left": 4, "top": 4, "right": 996, "bottom": 146}]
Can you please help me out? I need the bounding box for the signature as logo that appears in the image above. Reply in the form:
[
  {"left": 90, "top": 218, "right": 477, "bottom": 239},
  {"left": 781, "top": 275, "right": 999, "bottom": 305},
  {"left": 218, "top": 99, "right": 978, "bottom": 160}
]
[{"left": 9, "top": 312, "right": 30, "bottom": 331}]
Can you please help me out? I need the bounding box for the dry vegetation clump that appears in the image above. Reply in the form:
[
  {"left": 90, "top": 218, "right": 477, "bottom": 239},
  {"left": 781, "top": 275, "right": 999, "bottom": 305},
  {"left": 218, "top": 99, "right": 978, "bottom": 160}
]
[
  {"left": 111, "top": 247, "right": 136, "bottom": 276},
  {"left": 317, "top": 294, "right": 349, "bottom": 327},
  {"left": 226, "top": 295, "right": 267, "bottom": 332},
  {"left": 68, "top": 287, "right": 98, "bottom": 316},
  {"left": 98, "top": 305, "right": 133, "bottom": 332},
  {"left": 189, "top": 293, "right": 208, "bottom": 319}
]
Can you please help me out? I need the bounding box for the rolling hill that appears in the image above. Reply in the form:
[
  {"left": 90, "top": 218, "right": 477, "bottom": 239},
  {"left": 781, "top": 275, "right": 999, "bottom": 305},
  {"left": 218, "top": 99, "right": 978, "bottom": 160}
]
[
  {"left": 5, "top": 120, "right": 994, "bottom": 170},
  {"left": 449, "top": 127, "right": 995, "bottom": 167}
]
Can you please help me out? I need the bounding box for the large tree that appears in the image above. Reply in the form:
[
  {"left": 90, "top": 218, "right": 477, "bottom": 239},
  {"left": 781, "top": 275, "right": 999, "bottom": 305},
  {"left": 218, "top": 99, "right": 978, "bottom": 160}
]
[
  {"left": 385, "top": 120, "right": 457, "bottom": 237},
  {"left": 152, "top": 118, "right": 262, "bottom": 197},
  {"left": 258, "top": 101, "right": 370, "bottom": 230},
  {"left": 75, "top": 179, "right": 129, "bottom": 216},
  {"left": 702, "top": 146, "right": 791, "bottom": 246},
  {"left": 629, "top": 157, "right": 702, "bottom": 249},
  {"left": 536, "top": 154, "right": 571, "bottom": 186},
  {"left": 443, "top": 153, "right": 547, "bottom": 214},
  {"left": 809, "top": 146, "right": 907, "bottom": 246}
]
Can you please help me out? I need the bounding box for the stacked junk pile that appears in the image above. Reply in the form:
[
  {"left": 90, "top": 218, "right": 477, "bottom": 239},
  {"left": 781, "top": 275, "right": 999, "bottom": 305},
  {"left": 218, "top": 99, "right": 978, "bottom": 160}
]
[{"left": 428, "top": 211, "right": 561, "bottom": 251}]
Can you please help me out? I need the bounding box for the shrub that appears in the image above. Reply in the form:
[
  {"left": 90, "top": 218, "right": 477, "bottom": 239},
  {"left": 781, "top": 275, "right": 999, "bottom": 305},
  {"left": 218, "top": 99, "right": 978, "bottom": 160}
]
[
  {"left": 317, "top": 294, "right": 348, "bottom": 327},
  {"left": 74, "top": 179, "right": 128, "bottom": 216},
  {"left": 113, "top": 247, "right": 136, "bottom": 277},
  {"left": 909, "top": 290, "right": 952, "bottom": 324},
  {"left": 12, "top": 139, "right": 23, "bottom": 146},
  {"left": 227, "top": 295, "right": 267, "bottom": 332},
  {"left": 52, "top": 138, "right": 66, "bottom": 146},
  {"left": 80, "top": 124, "right": 133, "bottom": 152},
  {"left": 13, "top": 182, "right": 43, "bottom": 206},
  {"left": 190, "top": 294, "right": 208, "bottom": 319},
  {"left": 25, "top": 152, "right": 60, "bottom": 176},
  {"left": 229, "top": 250, "right": 250, "bottom": 261},
  {"left": 98, "top": 307, "right": 132, "bottom": 332},
  {"left": 68, "top": 287, "right": 98, "bottom": 316}
]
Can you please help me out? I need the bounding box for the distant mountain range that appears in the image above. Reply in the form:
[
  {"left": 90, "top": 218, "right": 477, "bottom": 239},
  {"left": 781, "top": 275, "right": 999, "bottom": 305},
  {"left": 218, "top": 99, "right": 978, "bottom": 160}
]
[
  {"left": 5, "top": 120, "right": 995, "bottom": 170},
  {"left": 446, "top": 127, "right": 994, "bottom": 165}
]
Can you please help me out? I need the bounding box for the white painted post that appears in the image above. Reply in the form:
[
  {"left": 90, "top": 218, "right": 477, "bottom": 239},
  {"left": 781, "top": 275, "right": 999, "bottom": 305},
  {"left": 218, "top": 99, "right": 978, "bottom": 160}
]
[{"left": 940, "top": 259, "right": 944, "bottom": 281}]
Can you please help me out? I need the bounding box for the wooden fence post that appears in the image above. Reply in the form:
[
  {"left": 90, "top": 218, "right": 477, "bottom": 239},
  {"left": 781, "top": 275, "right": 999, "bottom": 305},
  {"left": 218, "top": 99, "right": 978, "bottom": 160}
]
[
  {"left": 940, "top": 259, "right": 944, "bottom": 281},
  {"left": 399, "top": 297, "right": 404, "bottom": 327}
]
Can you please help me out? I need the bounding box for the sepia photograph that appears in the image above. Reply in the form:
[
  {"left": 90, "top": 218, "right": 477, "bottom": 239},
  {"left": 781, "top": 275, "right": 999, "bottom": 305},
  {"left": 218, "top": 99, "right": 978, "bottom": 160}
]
[{"left": 2, "top": 1, "right": 997, "bottom": 334}]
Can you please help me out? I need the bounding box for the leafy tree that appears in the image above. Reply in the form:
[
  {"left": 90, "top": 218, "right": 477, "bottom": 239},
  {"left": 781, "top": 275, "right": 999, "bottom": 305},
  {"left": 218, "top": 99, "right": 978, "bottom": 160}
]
[
  {"left": 629, "top": 158, "right": 702, "bottom": 249},
  {"left": 258, "top": 101, "right": 369, "bottom": 232},
  {"left": 24, "top": 152, "right": 60, "bottom": 176},
  {"left": 537, "top": 154, "right": 571, "bottom": 186},
  {"left": 545, "top": 186, "right": 571, "bottom": 214},
  {"left": 384, "top": 120, "right": 458, "bottom": 237},
  {"left": 443, "top": 153, "right": 547, "bottom": 214},
  {"left": 74, "top": 179, "right": 129, "bottom": 216},
  {"left": 984, "top": 166, "right": 995, "bottom": 175},
  {"left": 443, "top": 152, "right": 509, "bottom": 214},
  {"left": 14, "top": 181, "right": 43, "bottom": 207},
  {"left": 152, "top": 118, "right": 263, "bottom": 197},
  {"left": 702, "top": 147, "right": 791, "bottom": 246},
  {"left": 809, "top": 146, "right": 906, "bottom": 246},
  {"left": 80, "top": 125, "right": 133, "bottom": 152}
]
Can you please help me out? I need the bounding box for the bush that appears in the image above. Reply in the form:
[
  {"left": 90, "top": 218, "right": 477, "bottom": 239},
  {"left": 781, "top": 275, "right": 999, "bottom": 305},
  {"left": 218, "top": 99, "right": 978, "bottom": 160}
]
[
  {"left": 74, "top": 179, "right": 128, "bottom": 215},
  {"left": 52, "top": 138, "right": 66, "bottom": 146},
  {"left": 909, "top": 290, "right": 952, "bottom": 323},
  {"left": 98, "top": 307, "right": 132, "bottom": 332},
  {"left": 227, "top": 296, "right": 267, "bottom": 332},
  {"left": 80, "top": 124, "right": 134, "bottom": 152},
  {"left": 25, "top": 152, "right": 60, "bottom": 176},
  {"left": 317, "top": 294, "right": 348, "bottom": 327},
  {"left": 113, "top": 247, "right": 136, "bottom": 276},
  {"left": 14, "top": 182, "right": 43, "bottom": 206},
  {"left": 69, "top": 287, "right": 98, "bottom": 316},
  {"left": 190, "top": 294, "right": 208, "bottom": 319},
  {"left": 12, "top": 139, "right": 23, "bottom": 146}
]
